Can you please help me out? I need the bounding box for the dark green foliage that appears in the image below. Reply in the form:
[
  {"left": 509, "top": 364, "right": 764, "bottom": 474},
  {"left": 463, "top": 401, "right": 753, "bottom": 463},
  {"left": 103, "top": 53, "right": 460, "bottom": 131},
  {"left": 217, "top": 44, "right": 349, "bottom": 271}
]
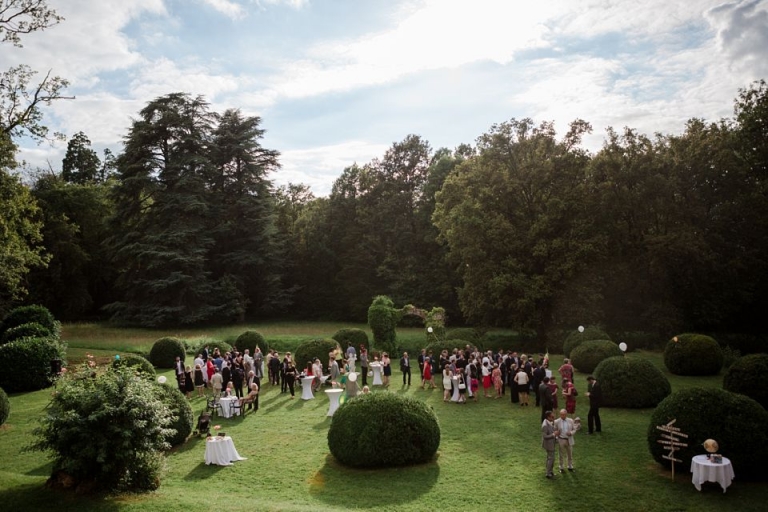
[
  {"left": 0, "top": 304, "right": 58, "bottom": 339},
  {"left": 445, "top": 328, "right": 480, "bottom": 344},
  {"left": 648, "top": 388, "right": 768, "bottom": 481},
  {"left": 328, "top": 393, "right": 440, "bottom": 468},
  {"left": 201, "top": 340, "right": 233, "bottom": 356},
  {"left": 563, "top": 326, "right": 610, "bottom": 358},
  {"left": 1, "top": 322, "right": 51, "bottom": 344},
  {"left": 332, "top": 328, "right": 370, "bottom": 353},
  {"left": 723, "top": 354, "right": 768, "bottom": 409},
  {"left": 0, "top": 337, "right": 64, "bottom": 392},
  {"left": 148, "top": 337, "right": 186, "bottom": 369},
  {"left": 234, "top": 331, "right": 268, "bottom": 356},
  {"left": 426, "top": 339, "right": 470, "bottom": 356},
  {"left": 111, "top": 354, "right": 155, "bottom": 378},
  {"left": 294, "top": 338, "right": 339, "bottom": 370},
  {"left": 29, "top": 365, "right": 172, "bottom": 492},
  {"left": 155, "top": 384, "right": 193, "bottom": 447},
  {"left": 593, "top": 356, "right": 671, "bottom": 408},
  {"left": 721, "top": 346, "right": 741, "bottom": 369},
  {"left": 368, "top": 296, "right": 400, "bottom": 355},
  {"left": 0, "top": 387, "right": 9, "bottom": 426},
  {"left": 664, "top": 333, "right": 723, "bottom": 376},
  {"left": 570, "top": 340, "right": 623, "bottom": 374}
]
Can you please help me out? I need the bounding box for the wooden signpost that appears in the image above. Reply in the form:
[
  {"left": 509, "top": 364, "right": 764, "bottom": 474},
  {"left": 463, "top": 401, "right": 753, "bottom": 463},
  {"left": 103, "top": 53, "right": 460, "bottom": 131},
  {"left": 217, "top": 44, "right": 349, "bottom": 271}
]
[{"left": 656, "top": 419, "right": 688, "bottom": 481}]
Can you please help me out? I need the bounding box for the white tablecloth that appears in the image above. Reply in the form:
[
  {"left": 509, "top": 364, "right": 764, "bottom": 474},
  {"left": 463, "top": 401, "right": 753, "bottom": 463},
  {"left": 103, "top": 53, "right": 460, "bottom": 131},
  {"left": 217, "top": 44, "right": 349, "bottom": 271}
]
[
  {"left": 325, "top": 389, "right": 343, "bottom": 417},
  {"left": 301, "top": 376, "right": 316, "bottom": 400},
  {"left": 369, "top": 362, "right": 383, "bottom": 385},
  {"left": 205, "top": 436, "right": 246, "bottom": 466},
  {"left": 691, "top": 454, "right": 734, "bottom": 493},
  {"left": 218, "top": 396, "right": 240, "bottom": 418}
]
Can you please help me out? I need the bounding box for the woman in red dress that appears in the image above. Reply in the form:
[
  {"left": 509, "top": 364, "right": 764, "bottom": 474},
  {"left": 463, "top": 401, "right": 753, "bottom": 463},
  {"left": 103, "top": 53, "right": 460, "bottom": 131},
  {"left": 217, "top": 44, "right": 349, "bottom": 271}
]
[
  {"left": 563, "top": 378, "right": 577, "bottom": 416},
  {"left": 421, "top": 356, "right": 435, "bottom": 388}
]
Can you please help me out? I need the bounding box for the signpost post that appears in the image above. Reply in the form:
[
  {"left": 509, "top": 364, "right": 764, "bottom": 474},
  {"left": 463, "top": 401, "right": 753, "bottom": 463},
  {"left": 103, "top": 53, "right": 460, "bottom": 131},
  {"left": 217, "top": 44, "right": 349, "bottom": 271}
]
[{"left": 656, "top": 419, "right": 688, "bottom": 481}]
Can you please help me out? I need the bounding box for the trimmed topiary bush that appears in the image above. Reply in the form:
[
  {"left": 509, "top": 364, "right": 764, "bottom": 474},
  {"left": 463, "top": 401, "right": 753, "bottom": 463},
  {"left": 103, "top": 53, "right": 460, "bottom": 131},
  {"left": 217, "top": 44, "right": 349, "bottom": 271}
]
[
  {"left": 234, "top": 331, "right": 267, "bottom": 356},
  {"left": 1, "top": 322, "right": 52, "bottom": 344},
  {"left": 332, "top": 328, "right": 370, "bottom": 353},
  {"left": 368, "top": 295, "right": 400, "bottom": 355},
  {"left": 0, "top": 305, "right": 58, "bottom": 339},
  {"left": 156, "top": 384, "right": 193, "bottom": 447},
  {"left": 203, "top": 340, "right": 234, "bottom": 356},
  {"left": 0, "top": 387, "right": 9, "bottom": 426},
  {"left": 723, "top": 353, "right": 768, "bottom": 409},
  {"left": 328, "top": 393, "right": 440, "bottom": 467},
  {"left": 563, "top": 326, "right": 610, "bottom": 358},
  {"left": 112, "top": 354, "right": 155, "bottom": 379},
  {"left": 0, "top": 337, "right": 65, "bottom": 392},
  {"left": 294, "top": 338, "right": 340, "bottom": 370},
  {"left": 648, "top": 388, "right": 768, "bottom": 481},
  {"left": 664, "top": 333, "right": 723, "bottom": 376},
  {"left": 593, "top": 356, "right": 671, "bottom": 408},
  {"left": 570, "top": 340, "right": 623, "bottom": 374},
  {"left": 148, "top": 337, "right": 186, "bottom": 369}
]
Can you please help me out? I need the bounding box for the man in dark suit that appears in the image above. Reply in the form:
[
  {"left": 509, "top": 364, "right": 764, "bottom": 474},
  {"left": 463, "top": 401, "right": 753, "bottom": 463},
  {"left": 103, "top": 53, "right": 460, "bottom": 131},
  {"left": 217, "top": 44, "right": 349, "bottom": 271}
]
[
  {"left": 400, "top": 352, "right": 411, "bottom": 385},
  {"left": 586, "top": 375, "right": 603, "bottom": 434},
  {"left": 542, "top": 410, "right": 557, "bottom": 479},
  {"left": 417, "top": 349, "right": 426, "bottom": 380},
  {"left": 539, "top": 377, "right": 554, "bottom": 422}
]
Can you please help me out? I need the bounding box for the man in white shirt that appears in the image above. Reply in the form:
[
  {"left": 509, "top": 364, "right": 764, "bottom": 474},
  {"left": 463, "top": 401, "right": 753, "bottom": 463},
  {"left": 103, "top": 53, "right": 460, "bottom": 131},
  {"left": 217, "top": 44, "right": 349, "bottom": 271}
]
[{"left": 554, "top": 408, "right": 575, "bottom": 472}]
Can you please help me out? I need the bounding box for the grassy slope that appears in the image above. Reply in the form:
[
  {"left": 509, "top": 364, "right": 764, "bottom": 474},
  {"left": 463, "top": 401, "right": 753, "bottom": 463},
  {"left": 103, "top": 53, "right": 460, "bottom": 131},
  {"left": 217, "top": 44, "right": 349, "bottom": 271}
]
[{"left": 0, "top": 325, "right": 763, "bottom": 512}]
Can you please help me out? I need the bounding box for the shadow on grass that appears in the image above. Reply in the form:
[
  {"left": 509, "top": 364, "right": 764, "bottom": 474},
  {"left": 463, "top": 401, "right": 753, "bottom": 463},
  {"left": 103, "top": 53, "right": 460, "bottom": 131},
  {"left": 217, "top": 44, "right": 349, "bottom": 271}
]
[
  {"left": 26, "top": 461, "right": 54, "bottom": 476},
  {"left": 0, "top": 483, "right": 123, "bottom": 512},
  {"left": 183, "top": 462, "right": 228, "bottom": 482},
  {"left": 308, "top": 454, "right": 440, "bottom": 508}
]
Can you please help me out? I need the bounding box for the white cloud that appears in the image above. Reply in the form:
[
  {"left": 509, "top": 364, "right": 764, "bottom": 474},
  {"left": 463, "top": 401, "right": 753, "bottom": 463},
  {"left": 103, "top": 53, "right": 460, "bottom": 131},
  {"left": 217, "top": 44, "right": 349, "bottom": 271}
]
[
  {"left": 257, "top": 0, "right": 309, "bottom": 9},
  {"left": 705, "top": 0, "right": 768, "bottom": 77},
  {"left": 201, "top": 0, "right": 246, "bottom": 20}
]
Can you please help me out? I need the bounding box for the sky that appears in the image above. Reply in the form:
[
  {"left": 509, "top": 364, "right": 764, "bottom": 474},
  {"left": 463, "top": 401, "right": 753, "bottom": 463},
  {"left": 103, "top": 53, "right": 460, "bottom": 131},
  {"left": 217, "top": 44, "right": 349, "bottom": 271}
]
[{"left": 3, "top": 0, "right": 767, "bottom": 196}]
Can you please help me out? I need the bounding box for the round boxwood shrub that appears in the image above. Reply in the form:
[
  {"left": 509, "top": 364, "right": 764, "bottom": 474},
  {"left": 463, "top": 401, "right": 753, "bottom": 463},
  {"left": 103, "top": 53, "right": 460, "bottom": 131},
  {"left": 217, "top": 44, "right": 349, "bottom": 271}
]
[
  {"left": 664, "top": 333, "right": 723, "bottom": 376},
  {"left": 0, "top": 305, "right": 58, "bottom": 339},
  {"left": 332, "top": 328, "right": 370, "bottom": 353},
  {"left": 1, "top": 322, "right": 52, "bottom": 344},
  {"left": 148, "top": 337, "right": 186, "bottom": 369},
  {"left": 723, "top": 354, "right": 768, "bottom": 409},
  {"left": 328, "top": 393, "right": 440, "bottom": 467},
  {"left": 563, "top": 326, "right": 610, "bottom": 358},
  {"left": 112, "top": 354, "right": 155, "bottom": 379},
  {"left": 648, "top": 388, "right": 768, "bottom": 481},
  {"left": 155, "top": 384, "right": 193, "bottom": 447},
  {"left": 294, "top": 338, "right": 340, "bottom": 370},
  {"left": 0, "top": 337, "right": 65, "bottom": 392},
  {"left": 203, "top": 340, "right": 234, "bottom": 356},
  {"left": 593, "top": 356, "right": 671, "bottom": 408},
  {"left": 570, "top": 340, "right": 623, "bottom": 374},
  {"left": 0, "top": 387, "right": 9, "bottom": 426},
  {"left": 234, "top": 331, "right": 267, "bottom": 356}
]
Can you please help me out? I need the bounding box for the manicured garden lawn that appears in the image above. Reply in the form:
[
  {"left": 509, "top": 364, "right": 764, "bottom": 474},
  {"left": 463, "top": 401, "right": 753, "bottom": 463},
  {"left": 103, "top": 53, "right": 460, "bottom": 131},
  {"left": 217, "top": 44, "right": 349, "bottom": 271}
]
[{"left": 0, "top": 323, "right": 764, "bottom": 511}]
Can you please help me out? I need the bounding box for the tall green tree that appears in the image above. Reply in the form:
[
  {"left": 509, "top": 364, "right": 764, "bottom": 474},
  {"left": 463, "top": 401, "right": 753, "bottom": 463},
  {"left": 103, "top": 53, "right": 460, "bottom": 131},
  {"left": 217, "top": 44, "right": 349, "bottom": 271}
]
[
  {"left": 61, "top": 131, "right": 100, "bottom": 184},
  {"left": 434, "top": 119, "right": 601, "bottom": 342}
]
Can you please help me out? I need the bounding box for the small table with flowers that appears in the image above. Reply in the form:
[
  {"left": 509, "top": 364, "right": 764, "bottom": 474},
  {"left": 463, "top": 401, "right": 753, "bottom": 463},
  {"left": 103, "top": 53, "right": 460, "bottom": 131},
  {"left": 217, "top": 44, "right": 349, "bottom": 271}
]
[{"left": 691, "top": 454, "right": 734, "bottom": 493}]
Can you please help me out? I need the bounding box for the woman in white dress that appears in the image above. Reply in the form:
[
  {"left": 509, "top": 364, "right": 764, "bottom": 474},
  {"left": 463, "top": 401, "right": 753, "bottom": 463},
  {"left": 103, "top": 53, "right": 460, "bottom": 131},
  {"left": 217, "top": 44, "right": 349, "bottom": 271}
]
[{"left": 442, "top": 367, "right": 453, "bottom": 402}]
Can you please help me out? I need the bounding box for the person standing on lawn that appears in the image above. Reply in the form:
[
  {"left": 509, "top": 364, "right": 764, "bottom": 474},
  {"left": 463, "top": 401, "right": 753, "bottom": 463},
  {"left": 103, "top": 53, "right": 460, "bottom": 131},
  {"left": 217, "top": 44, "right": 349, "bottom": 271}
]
[
  {"left": 586, "top": 375, "right": 603, "bottom": 434},
  {"left": 539, "top": 376, "right": 554, "bottom": 421},
  {"left": 554, "top": 409, "right": 575, "bottom": 473},
  {"left": 542, "top": 410, "right": 557, "bottom": 479},
  {"left": 400, "top": 352, "right": 412, "bottom": 386}
]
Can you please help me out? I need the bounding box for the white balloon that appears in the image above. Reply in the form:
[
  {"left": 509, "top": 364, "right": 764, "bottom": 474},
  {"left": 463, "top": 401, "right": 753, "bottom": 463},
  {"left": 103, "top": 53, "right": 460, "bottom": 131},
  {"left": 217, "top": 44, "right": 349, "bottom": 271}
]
[
  {"left": 578, "top": 326, "right": 585, "bottom": 333},
  {"left": 427, "top": 327, "right": 433, "bottom": 333},
  {"left": 348, "top": 372, "right": 357, "bottom": 382},
  {"left": 157, "top": 376, "right": 167, "bottom": 384},
  {"left": 619, "top": 342, "right": 628, "bottom": 352}
]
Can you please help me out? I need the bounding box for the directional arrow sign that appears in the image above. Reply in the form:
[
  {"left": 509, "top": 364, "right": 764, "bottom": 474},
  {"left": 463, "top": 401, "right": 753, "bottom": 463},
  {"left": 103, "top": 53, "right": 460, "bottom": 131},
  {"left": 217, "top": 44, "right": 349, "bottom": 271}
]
[{"left": 662, "top": 454, "right": 683, "bottom": 463}]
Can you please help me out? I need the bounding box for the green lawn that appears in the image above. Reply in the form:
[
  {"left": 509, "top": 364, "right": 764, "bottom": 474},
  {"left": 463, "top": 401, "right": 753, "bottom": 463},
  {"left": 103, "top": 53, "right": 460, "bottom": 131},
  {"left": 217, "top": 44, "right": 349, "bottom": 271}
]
[{"left": 0, "top": 325, "right": 764, "bottom": 512}]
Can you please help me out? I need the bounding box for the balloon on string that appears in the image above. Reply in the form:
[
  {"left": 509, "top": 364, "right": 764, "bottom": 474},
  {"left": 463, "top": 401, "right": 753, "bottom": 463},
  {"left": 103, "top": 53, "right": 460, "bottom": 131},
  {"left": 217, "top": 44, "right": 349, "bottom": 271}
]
[
  {"left": 578, "top": 326, "right": 585, "bottom": 333},
  {"left": 157, "top": 376, "right": 167, "bottom": 384},
  {"left": 115, "top": 354, "right": 120, "bottom": 360},
  {"left": 427, "top": 327, "right": 433, "bottom": 333},
  {"left": 619, "top": 342, "right": 627, "bottom": 352},
  {"left": 348, "top": 372, "right": 357, "bottom": 382}
]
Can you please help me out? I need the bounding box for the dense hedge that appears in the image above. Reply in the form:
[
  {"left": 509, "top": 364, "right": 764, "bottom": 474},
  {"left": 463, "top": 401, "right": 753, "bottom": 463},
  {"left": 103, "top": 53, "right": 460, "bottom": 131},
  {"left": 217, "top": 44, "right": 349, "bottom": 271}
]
[
  {"left": 234, "top": 331, "right": 268, "bottom": 356},
  {"left": 0, "top": 305, "right": 58, "bottom": 339},
  {"left": 723, "top": 354, "right": 768, "bottom": 409},
  {"left": 648, "top": 388, "right": 768, "bottom": 481},
  {"left": 112, "top": 354, "right": 155, "bottom": 379},
  {"left": 425, "top": 340, "right": 468, "bottom": 357},
  {"left": 368, "top": 295, "right": 399, "bottom": 355},
  {"left": 294, "top": 338, "right": 340, "bottom": 370},
  {"left": 1, "top": 322, "right": 51, "bottom": 344},
  {"left": 203, "top": 340, "right": 234, "bottom": 356},
  {"left": 445, "top": 328, "right": 481, "bottom": 345},
  {"left": 563, "top": 326, "right": 610, "bottom": 358},
  {"left": 593, "top": 356, "right": 671, "bottom": 408},
  {"left": 0, "top": 337, "right": 64, "bottom": 392},
  {"left": 328, "top": 393, "right": 440, "bottom": 467},
  {"left": 0, "top": 387, "right": 9, "bottom": 426},
  {"left": 664, "top": 333, "right": 723, "bottom": 376},
  {"left": 332, "top": 328, "right": 370, "bottom": 353},
  {"left": 156, "top": 384, "right": 193, "bottom": 447},
  {"left": 148, "top": 337, "right": 186, "bottom": 369},
  {"left": 570, "top": 340, "right": 623, "bottom": 374}
]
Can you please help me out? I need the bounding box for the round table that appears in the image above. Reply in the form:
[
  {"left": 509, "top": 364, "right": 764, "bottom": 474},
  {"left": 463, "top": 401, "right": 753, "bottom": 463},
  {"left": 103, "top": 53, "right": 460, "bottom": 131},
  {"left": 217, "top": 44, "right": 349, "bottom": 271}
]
[
  {"left": 218, "top": 396, "right": 240, "bottom": 418},
  {"left": 204, "top": 436, "right": 247, "bottom": 466},
  {"left": 691, "top": 454, "right": 734, "bottom": 493},
  {"left": 300, "top": 376, "right": 316, "bottom": 400},
  {"left": 325, "top": 389, "right": 344, "bottom": 416},
  {"left": 369, "top": 362, "right": 383, "bottom": 386}
]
